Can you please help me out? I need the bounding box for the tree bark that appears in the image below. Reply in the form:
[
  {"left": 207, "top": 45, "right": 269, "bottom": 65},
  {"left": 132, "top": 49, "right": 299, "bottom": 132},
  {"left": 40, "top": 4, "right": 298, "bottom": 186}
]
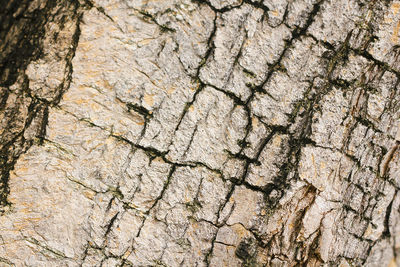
[{"left": 1, "top": 0, "right": 400, "bottom": 266}]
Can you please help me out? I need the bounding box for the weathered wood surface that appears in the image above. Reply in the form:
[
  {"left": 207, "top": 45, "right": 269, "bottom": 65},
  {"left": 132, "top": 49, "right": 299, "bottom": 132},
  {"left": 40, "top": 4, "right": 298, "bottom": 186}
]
[{"left": 1, "top": 0, "right": 400, "bottom": 266}]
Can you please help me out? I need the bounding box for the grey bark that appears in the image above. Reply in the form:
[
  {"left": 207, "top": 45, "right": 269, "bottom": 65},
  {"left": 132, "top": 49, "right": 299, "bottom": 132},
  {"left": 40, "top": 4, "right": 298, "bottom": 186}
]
[{"left": 0, "top": 0, "right": 400, "bottom": 266}]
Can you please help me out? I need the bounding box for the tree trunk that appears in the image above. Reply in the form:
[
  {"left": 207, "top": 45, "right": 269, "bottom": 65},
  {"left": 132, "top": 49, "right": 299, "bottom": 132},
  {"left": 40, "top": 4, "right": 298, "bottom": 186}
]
[{"left": 1, "top": 0, "right": 400, "bottom": 266}]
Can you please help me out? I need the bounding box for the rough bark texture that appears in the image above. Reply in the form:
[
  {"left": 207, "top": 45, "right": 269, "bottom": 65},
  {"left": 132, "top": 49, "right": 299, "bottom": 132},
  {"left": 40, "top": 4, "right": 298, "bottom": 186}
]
[{"left": 1, "top": 0, "right": 400, "bottom": 266}]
